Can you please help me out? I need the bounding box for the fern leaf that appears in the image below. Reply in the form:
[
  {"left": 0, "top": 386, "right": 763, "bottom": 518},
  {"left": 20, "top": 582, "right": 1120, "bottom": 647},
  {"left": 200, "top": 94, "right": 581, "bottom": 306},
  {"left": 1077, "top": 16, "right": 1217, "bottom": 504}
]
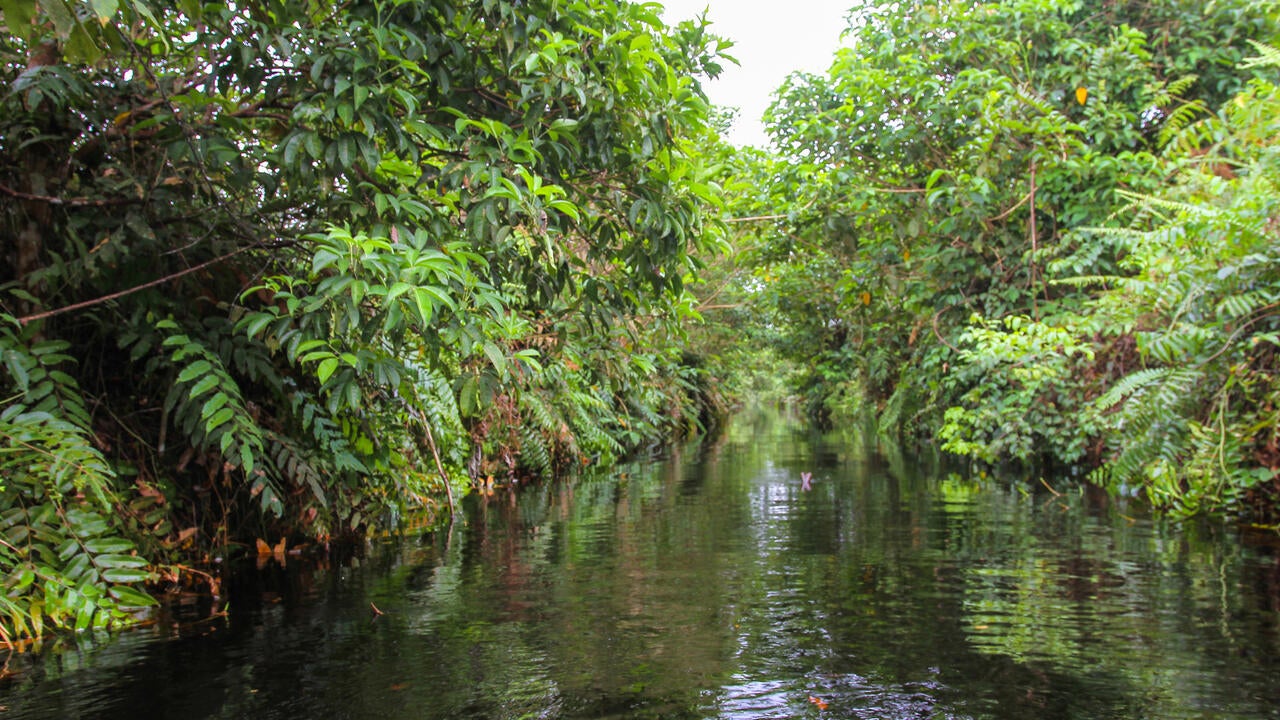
[
  {"left": 1240, "top": 40, "right": 1280, "bottom": 69},
  {"left": 1095, "top": 367, "right": 1174, "bottom": 410}
]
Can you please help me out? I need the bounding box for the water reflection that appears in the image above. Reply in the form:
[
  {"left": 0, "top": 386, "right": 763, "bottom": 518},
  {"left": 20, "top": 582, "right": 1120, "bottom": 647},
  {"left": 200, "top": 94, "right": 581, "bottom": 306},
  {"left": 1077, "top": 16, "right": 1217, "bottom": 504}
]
[{"left": 3, "top": 409, "right": 1279, "bottom": 719}]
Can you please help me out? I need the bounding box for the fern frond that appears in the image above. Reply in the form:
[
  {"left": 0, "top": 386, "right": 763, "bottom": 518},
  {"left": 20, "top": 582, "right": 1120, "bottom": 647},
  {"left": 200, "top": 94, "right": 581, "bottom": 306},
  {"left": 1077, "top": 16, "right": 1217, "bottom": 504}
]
[
  {"left": 1095, "top": 366, "right": 1175, "bottom": 410},
  {"left": 154, "top": 318, "right": 284, "bottom": 516},
  {"left": 517, "top": 423, "right": 552, "bottom": 475},
  {"left": 266, "top": 432, "right": 329, "bottom": 508},
  {"left": 1216, "top": 289, "right": 1273, "bottom": 321},
  {"left": 1116, "top": 190, "right": 1224, "bottom": 220},
  {"left": 1156, "top": 100, "right": 1209, "bottom": 148},
  {"left": 1050, "top": 275, "right": 1119, "bottom": 289},
  {"left": 1240, "top": 40, "right": 1280, "bottom": 69},
  {"left": 0, "top": 329, "right": 156, "bottom": 639}
]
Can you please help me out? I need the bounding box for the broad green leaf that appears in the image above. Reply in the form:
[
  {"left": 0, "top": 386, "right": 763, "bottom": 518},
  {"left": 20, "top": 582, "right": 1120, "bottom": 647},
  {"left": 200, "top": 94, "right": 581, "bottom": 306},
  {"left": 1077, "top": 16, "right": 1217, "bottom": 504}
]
[
  {"left": 0, "top": 0, "right": 38, "bottom": 43},
  {"left": 109, "top": 585, "right": 157, "bottom": 608},
  {"left": 102, "top": 567, "right": 150, "bottom": 584},
  {"left": 177, "top": 360, "right": 213, "bottom": 384},
  {"left": 317, "top": 357, "right": 339, "bottom": 384},
  {"left": 206, "top": 407, "right": 235, "bottom": 432},
  {"left": 481, "top": 341, "right": 507, "bottom": 377},
  {"left": 94, "top": 554, "right": 148, "bottom": 569},
  {"left": 42, "top": 0, "right": 75, "bottom": 39},
  {"left": 188, "top": 374, "right": 221, "bottom": 399},
  {"left": 83, "top": 538, "right": 135, "bottom": 554},
  {"left": 90, "top": 0, "right": 119, "bottom": 22}
]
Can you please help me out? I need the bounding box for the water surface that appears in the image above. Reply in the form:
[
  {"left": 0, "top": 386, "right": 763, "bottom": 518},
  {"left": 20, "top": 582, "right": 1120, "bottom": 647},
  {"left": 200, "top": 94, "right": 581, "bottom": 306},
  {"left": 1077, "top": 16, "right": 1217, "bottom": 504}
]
[{"left": 4, "top": 410, "right": 1279, "bottom": 719}]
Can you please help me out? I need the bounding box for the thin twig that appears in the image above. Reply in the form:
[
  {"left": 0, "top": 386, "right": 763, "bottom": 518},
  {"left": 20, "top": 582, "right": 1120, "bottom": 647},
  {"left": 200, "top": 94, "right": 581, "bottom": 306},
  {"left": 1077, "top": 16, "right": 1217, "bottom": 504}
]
[
  {"left": 0, "top": 182, "right": 142, "bottom": 207},
  {"left": 417, "top": 410, "right": 457, "bottom": 514},
  {"left": 932, "top": 308, "right": 960, "bottom": 352},
  {"left": 868, "top": 186, "right": 928, "bottom": 194},
  {"left": 1202, "top": 302, "right": 1280, "bottom": 365},
  {"left": 724, "top": 214, "right": 788, "bottom": 223},
  {"left": 990, "top": 189, "right": 1033, "bottom": 222},
  {"left": 1028, "top": 161, "right": 1039, "bottom": 320},
  {"left": 17, "top": 245, "right": 259, "bottom": 325}
]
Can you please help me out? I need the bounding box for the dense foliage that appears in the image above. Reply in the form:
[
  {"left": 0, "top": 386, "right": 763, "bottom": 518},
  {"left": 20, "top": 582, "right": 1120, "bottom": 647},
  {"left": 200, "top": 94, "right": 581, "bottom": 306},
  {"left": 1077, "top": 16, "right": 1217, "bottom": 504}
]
[
  {"left": 5, "top": 0, "right": 1280, "bottom": 645},
  {"left": 714, "top": 0, "right": 1280, "bottom": 517},
  {"left": 0, "top": 0, "right": 730, "bottom": 641}
]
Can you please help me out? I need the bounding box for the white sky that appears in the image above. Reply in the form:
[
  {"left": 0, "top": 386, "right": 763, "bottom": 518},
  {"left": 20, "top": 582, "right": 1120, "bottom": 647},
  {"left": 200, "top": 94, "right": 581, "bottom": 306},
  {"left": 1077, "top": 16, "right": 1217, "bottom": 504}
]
[{"left": 659, "top": 0, "right": 854, "bottom": 147}]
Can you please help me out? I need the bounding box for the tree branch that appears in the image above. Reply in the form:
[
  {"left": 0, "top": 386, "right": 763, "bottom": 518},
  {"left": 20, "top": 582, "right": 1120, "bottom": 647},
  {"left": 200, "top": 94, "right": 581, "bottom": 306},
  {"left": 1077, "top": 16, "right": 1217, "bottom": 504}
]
[
  {"left": 17, "top": 245, "right": 260, "bottom": 325},
  {"left": 0, "top": 182, "right": 143, "bottom": 208}
]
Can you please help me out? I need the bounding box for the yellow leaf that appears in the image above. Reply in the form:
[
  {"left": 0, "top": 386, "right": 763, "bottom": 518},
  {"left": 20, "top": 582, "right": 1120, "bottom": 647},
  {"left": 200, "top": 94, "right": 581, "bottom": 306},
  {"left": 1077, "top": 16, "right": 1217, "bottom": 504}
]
[
  {"left": 860, "top": 291, "right": 871, "bottom": 306},
  {"left": 1075, "top": 87, "right": 1088, "bottom": 105}
]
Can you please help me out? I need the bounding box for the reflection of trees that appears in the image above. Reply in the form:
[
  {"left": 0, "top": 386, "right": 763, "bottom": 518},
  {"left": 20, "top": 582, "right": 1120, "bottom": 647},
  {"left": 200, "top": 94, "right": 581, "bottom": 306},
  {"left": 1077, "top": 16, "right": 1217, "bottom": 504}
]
[
  {"left": 10, "top": 411, "right": 1277, "bottom": 718},
  {"left": 940, "top": 478, "right": 1280, "bottom": 717}
]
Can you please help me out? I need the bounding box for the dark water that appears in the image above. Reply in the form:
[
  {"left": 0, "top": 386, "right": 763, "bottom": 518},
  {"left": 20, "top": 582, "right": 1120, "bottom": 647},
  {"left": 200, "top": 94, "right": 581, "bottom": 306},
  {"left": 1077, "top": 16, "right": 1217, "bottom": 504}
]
[{"left": 4, "top": 409, "right": 1280, "bottom": 719}]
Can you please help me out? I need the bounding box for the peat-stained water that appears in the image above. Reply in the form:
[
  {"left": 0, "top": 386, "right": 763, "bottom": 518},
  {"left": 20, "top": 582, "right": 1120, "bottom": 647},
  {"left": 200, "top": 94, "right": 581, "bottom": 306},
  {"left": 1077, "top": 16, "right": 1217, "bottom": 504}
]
[{"left": 4, "top": 409, "right": 1280, "bottom": 719}]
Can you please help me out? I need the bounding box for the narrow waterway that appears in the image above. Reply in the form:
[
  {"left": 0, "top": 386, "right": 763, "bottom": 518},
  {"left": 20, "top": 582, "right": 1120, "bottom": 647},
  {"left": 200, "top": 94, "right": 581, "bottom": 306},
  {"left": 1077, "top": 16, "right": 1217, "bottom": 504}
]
[{"left": 4, "top": 409, "right": 1280, "bottom": 719}]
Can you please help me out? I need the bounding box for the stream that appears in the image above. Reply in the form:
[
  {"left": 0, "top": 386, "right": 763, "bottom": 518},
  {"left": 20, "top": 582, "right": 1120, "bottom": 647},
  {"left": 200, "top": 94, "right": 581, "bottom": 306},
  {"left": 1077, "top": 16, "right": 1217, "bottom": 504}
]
[{"left": 4, "top": 409, "right": 1279, "bottom": 719}]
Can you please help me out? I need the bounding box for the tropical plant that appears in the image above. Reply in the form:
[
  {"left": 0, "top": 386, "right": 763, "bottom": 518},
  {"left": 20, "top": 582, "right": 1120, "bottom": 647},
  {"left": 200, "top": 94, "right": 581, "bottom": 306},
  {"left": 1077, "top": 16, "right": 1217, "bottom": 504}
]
[
  {"left": 737, "top": 0, "right": 1274, "bottom": 462},
  {"left": 0, "top": 0, "right": 730, "bottom": 641},
  {"left": 1074, "top": 43, "right": 1280, "bottom": 514}
]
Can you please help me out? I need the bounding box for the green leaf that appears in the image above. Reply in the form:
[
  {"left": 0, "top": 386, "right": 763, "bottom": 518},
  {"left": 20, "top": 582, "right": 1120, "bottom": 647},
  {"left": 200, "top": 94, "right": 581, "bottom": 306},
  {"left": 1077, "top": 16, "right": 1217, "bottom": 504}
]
[
  {"left": 90, "top": 0, "right": 119, "bottom": 23},
  {"left": 102, "top": 568, "right": 151, "bottom": 584},
  {"left": 13, "top": 567, "right": 36, "bottom": 591},
  {"left": 200, "top": 392, "right": 229, "bottom": 419},
  {"left": 108, "top": 584, "right": 156, "bottom": 608},
  {"left": 0, "top": 0, "right": 38, "bottom": 43},
  {"left": 312, "top": 247, "right": 342, "bottom": 274},
  {"left": 83, "top": 537, "right": 135, "bottom": 554},
  {"left": 94, "top": 554, "right": 148, "bottom": 569},
  {"left": 317, "top": 357, "right": 339, "bottom": 384},
  {"left": 385, "top": 281, "right": 413, "bottom": 304},
  {"left": 240, "top": 312, "right": 275, "bottom": 339},
  {"left": 413, "top": 287, "right": 436, "bottom": 323},
  {"left": 42, "top": 0, "right": 75, "bottom": 39},
  {"left": 206, "top": 407, "right": 235, "bottom": 432},
  {"left": 177, "top": 360, "right": 213, "bottom": 384},
  {"left": 481, "top": 341, "right": 507, "bottom": 377},
  {"left": 188, "top": 374, "right": 220, "bottom": 399}
]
